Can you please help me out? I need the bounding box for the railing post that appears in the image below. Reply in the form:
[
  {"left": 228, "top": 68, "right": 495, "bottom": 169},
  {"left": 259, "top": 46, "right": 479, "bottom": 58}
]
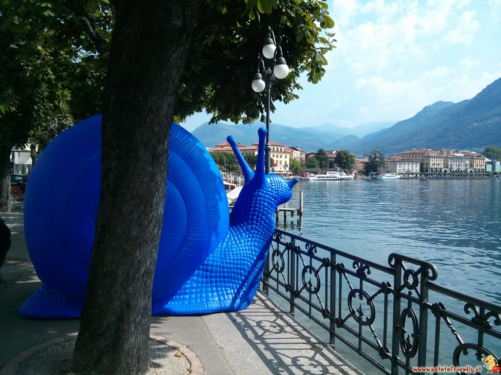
[
  {"left": 417, "top": 266, "right": 430, "bottom": 367},
  {"left": 299, "top": 191, "right": 303, "bottom": 217},
  {"left": 289, "top": 236, "right": 295, "bottom": 315},
  {"left": 391, "top": 256, "right": 402, "bottom": 375},
  {"left": 263, "top": 237, "right": 271, "bottom": 295},
  {"left": 329, "top": 253, "right": 336, "bottom": 347}
]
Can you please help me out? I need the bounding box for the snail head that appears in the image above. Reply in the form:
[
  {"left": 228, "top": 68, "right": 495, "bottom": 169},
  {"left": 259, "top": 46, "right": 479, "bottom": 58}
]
[{"left": 227, "top": 128, "right": 297, "bottom": 211}]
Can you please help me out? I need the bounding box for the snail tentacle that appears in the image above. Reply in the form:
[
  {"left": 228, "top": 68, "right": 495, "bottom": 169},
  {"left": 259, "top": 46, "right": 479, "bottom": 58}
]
[{"left": 227, "top": 135, "right": 254, "bottom": 182}]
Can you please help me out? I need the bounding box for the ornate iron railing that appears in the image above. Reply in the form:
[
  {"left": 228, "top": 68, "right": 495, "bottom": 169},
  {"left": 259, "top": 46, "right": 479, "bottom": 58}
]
[{"left": 262, "top": 229, "right": 501, "bottom": 375}]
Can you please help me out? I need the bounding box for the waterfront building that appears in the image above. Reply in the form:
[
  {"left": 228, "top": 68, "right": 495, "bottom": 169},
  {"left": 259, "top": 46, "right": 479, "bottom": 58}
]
[
  {"left": 212, "top": 140, "right": 294, "bottom": 173},
  {"left": 465, "top": 152, "right": 486, "bottom": 172},
  {"left": 400, "top": 148, "right": 486, "bottom": 173},
  {"left": 486, "top": 159, "right": 501, "bottom": 173},
  {"left": 385, "top": 155, "right": 420, "bottom": 174},
  {"left": 421, "top": 150, "right": 443, "bottom": 171},
  {"left": 287, "top": 146, "right": 306, "bottom": 162},
  {"left": 354, "top": 158, "right": 368, "bottom": 172},
  {"left": 446, "top": 151, "right": 469, "bottom": 172},
  {"left": 251, "top": 141, "right": 292, "bottom": 173},
  {"left": 327, "top": 151, "right": 337, "bottom": 167},
  {"left": 401, "top": 149, "right": 429, "bottom": 163},
  {"left": 212, "top": 141, "right": 243, "bottom": 153}
]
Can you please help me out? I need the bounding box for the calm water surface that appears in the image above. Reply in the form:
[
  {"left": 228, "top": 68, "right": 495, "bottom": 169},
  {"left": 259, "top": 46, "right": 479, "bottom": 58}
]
[{"left": 285, "top": 178, "right": 501, "bottom": 305}]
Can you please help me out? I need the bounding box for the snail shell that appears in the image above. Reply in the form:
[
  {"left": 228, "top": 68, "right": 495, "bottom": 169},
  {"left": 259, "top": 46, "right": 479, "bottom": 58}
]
[{"left": 20, "top": 115, "right": 228, "bottom": 317}]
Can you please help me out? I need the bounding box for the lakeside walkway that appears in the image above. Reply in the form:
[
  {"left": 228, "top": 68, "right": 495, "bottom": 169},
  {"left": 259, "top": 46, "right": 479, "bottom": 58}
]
[{"left": 0, "top": 212, "right": 364, "bottom": 375}]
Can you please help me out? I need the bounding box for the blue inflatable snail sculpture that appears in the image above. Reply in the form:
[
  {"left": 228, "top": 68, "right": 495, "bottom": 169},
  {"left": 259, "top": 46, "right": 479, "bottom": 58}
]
[{"left": 19, "top": 115, "right": 297, "bottom": 318}]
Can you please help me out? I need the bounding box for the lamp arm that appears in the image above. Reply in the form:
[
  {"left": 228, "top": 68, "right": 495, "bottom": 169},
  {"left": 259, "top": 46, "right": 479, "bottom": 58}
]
[{"left": 266, "top": 26, "right": 277, "bottom": 45}]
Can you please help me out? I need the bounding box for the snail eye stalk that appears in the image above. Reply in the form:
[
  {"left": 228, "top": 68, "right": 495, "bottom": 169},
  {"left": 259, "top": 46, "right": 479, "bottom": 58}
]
[{"left": 227, "top": 135, "right": 254, "bottom": 183}]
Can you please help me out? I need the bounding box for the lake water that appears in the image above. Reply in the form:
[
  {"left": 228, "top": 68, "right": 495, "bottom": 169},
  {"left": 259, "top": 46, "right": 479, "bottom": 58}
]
[{"left": 284, "top": 177, "right": 501, "bottom": 307}]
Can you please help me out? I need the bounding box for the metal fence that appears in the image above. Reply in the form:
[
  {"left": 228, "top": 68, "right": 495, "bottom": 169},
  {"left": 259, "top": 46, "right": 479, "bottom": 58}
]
[{"left": 262, "top": 229, "right": 501, "bottom": 375}]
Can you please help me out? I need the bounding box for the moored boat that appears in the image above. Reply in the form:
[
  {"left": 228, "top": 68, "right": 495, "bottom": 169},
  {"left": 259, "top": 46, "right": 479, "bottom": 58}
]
[
  {"left": 376, "top": 173, "right": 401, "bottom": 179},
  {"left": 338, "top": 171, "right": 355, "bottom": 180},
  {"left": 301, "top": 171, "right": 340, "bottom": 181}
]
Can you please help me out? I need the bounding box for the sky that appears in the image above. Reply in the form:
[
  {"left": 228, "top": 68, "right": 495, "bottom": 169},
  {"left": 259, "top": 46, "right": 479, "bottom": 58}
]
[{"left": 181, "top": 0, "right": 501, "bottom": 132}]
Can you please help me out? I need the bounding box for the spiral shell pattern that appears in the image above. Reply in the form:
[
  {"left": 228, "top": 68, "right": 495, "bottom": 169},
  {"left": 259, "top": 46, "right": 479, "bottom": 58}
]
[{"left": 21, "top": 115, "right": 228, "bottom": 316}]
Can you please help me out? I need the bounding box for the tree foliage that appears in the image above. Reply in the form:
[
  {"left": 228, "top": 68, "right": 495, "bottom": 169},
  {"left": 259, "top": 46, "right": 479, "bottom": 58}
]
[
  {"left": 244, "top": 153, "right": 258, "bottom": 170},
  {"left": 305, "top": 156, "right": 318, "bottom": 169},
  {"left": 364, "top": 150, "right": 385, "bottom": 174},
  {"left": 314, "top": 148, "right": 328, "bottom": 169},
  {"left": 174, "top": 0, "right": 335, "bottom": 125},
  {"left": 334, "top": 150, "right": 355, "bottom": 170},
  {"left": 0, "top": 0, "right": 336, "bottom": 138},
  {"left": 484, "top": 146, "right": 501, "bottom": 161},
  {"left": 210, "top": 151, "right": 240, "bottom": 172},
  {"left": 0, "top": 0, "right": 111, "bottom": 142},
  {"left": 289, "top": 158, "right": 302, "bottom": 174},
  {"left": 0, "top": 0, "right": 111, "bottom": 200},
  {"left": 0, "top": 0, "right": 335, "bottom": 204}
]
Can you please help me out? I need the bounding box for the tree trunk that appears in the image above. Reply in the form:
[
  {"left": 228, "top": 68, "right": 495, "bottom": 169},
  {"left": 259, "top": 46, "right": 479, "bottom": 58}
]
[
  {"left": 72, "top": 1, "right": 200, "bottom": 374},
  {"left": 0, "top": 145, "right": 13, "bottom": 213}
]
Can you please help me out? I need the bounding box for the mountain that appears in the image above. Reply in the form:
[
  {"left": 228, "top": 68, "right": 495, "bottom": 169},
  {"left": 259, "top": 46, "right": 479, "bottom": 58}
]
[
  {"left": 191, "top": 120, "right": 395, "bottom": 151},
  {"left": 313, "top": 121, "right": 396, "bottom": 138},
  {"left": 327, "top": 135, "right": 361, "bottom": 150},
  {"left": 191, "top": 122, "right": 346, "bottom": 151},
  {"left": 335, "top": 77, "right": 501, "bottom": 156},
  {"left": 190, "top": 77, "right": 501, "bottom": 154}
]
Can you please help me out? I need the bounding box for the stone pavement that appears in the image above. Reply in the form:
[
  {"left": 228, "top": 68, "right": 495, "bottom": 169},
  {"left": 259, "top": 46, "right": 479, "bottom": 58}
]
[{"left": 0, "top": 212, "right": 364, "bottom": 375}]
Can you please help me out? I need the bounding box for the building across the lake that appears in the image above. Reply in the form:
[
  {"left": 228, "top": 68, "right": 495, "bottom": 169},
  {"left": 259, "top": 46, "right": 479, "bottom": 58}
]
[
  {"left": 387, "top": 148, "right": 486, "bottom": 174},
  {"left": 212, "top": 140, "right": 294, "bottom": 173},
  {"left": 384, "top": 155, "right": 420, "bottom": 174}
]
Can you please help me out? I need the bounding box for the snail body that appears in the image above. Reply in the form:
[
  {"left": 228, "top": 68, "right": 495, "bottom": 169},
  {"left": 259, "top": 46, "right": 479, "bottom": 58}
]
[{"left": 19, "top": 115, "right": 296, "bottom": 318}]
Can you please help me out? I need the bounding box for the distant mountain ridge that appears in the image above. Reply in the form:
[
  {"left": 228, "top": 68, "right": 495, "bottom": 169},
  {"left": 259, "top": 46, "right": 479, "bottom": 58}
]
[
  {"left": 191, "top": 120, "right": 396, "bottom": 151},
  {"left": 190, "top": 77, "right": 501, "bottom": 155},
  {"left": 332, "top": 77, "right": 501, "bottom": 156}
]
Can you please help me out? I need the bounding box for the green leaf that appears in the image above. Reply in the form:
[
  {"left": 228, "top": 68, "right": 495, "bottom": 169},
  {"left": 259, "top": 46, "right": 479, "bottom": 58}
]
[
  {"left": 321, "top": 15, "right": 335, "bottom": 28},
  {"left": 257, "top": 0, "right": 273, "bottom": 14}
]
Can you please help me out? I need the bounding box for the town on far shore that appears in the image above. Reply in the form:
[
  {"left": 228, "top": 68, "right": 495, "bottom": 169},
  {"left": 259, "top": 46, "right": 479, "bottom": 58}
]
[
  {"left": 11, "top": 141, "right": 501, "bottom": 180},
  {"left": 207, "top": 139, "right": 501, "bottom": 177}
]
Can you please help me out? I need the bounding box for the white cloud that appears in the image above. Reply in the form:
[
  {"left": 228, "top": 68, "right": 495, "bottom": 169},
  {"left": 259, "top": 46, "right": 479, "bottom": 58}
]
[
  {"left": 348, "top": 72, "right": 485, "bottom": 123},
  {"left": 442, "top": 74, "right": 497, "bottom": 103},
  {"left": 327, "top": 0, "right": 487, "bottom": 79},
  {"left": 489, "top": 0, "right": 501, "bottom": 20},
  {"left": 332, "top": 0, "right": 359, "bottom": 28},
  {"left": 268, "top": 1, "right": 501, "bottom": 129},
  {"left": 353, "top": 76, "right": 430, "bottom": 116},
  {"left": 460, "top": 56, "right": 480, "bottom": 71},
  {"left": 421, "top": 66, "right": 450, "bottom": 80},
  {"left": 444, "top": 11, "right": 479, "bottom": 45}
]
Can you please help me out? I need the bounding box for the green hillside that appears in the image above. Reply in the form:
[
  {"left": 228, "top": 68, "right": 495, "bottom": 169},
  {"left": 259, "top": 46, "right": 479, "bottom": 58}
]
[{"left": 340, "top": 77, "right": 501, "bottom": 156}]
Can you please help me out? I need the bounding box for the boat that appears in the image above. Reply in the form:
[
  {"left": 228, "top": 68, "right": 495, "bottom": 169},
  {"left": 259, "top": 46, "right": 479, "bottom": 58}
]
[
  {"left": 224, "top": 181, "right": 242, "bottom": 205},
  {"left": 300, "top": 170, "right": 356, "bottom": 181},
  {"left": 300, "top": 171, "right": 340, "bottom": 181},
  {"left": 338, "top": 171, "right": 355, "bottom": 180},
  {"left": 376, "top": 173, "right": 401, "bottom": 179}
]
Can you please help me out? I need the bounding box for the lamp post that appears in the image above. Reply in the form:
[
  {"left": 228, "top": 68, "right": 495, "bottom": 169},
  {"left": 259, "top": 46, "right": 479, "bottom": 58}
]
[{"left": 252, "top": 27, "right": 289, "bottom": 174}]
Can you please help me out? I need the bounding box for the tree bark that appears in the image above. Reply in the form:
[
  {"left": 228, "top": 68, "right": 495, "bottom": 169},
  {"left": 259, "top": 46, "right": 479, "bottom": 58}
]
[
  {"left": 0, "top": 145, "right": 13, "bottom": 213},
  {"left": 72, "top": 1, "right": 200, "bottom": 374}
]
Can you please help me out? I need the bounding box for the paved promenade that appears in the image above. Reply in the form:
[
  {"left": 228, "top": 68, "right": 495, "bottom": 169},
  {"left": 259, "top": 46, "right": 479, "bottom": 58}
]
[{"left": 0, "top": 212, "right": 364, "bottom": 375}]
